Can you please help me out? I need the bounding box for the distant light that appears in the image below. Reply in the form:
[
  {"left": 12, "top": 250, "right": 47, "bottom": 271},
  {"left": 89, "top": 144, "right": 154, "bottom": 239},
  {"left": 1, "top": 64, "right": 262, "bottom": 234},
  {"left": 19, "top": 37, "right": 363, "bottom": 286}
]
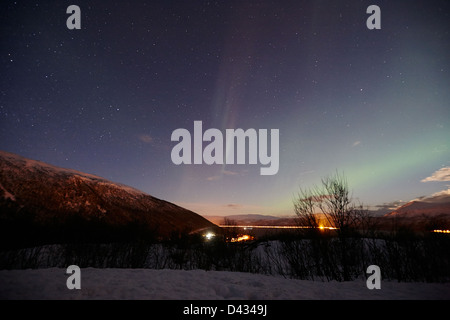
[
  {"left": 230, "top": 234, "right": 255, "bottom": 242},
  {"left": 433, "top": 229, "right": 450, "bottom": 234},
  {"left": 204, "top": 232, "right": 215, "bottom": 240}
]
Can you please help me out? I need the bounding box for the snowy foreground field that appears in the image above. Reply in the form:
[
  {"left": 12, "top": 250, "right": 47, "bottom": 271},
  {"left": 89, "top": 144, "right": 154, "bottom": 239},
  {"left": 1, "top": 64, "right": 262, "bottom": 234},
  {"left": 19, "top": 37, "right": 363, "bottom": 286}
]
[{"left": 1, "top": 268, "right": 449, "bottom": 300}]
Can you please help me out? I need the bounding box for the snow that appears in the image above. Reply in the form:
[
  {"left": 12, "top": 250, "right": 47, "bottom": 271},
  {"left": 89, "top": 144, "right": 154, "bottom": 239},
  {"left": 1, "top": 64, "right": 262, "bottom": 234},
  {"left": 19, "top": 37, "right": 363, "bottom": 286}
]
[
  {"left": 0, "top": 183, "right": 15, "bottom": 201},
  {"left": 0, "top": 150, "right": 146, "bottom": 197},
  {"left": 1, "top": 268, "right": 449, "bottom": 300}
]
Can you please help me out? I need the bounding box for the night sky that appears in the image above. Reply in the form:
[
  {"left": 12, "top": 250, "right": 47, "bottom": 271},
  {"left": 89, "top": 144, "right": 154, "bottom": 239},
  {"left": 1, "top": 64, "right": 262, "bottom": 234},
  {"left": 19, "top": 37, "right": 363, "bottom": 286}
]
[{"left": 1, "top": 1, "right": 449, "bottom": 216}]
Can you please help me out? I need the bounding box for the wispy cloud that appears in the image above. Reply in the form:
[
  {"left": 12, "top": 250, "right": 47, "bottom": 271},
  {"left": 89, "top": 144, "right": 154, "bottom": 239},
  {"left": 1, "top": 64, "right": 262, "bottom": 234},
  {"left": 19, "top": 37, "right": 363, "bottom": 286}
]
[
  {"left": 421, "top": 167, "right": 450, "bottom": 182},
  {"left": 352, "top": 141, "right": 361, "bottom": 147},
  {"left": 430, "top": 187, "right": 450, "bottom": 198},
  {"left": 408, "top": 187, "right": 450, "bottom": 203},
  {"left": 225, "top": 203, "right": 242, "bottom": 210},
  {"left": 373, "top": 200, "right": 407, "bottom": 211},
  {"left": 138, "top": 134, "right": 153, "bottom": 144}
]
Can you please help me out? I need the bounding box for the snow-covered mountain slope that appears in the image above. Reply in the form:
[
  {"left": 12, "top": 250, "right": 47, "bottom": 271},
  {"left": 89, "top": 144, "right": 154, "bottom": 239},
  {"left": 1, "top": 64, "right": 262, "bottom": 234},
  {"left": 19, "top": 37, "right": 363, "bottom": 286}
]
[
  {"left": 385, "top": 199, "right": 450, "bottom": 217},
  {"left": 0, "top": 151, "right": 218, "bottom": 246}
]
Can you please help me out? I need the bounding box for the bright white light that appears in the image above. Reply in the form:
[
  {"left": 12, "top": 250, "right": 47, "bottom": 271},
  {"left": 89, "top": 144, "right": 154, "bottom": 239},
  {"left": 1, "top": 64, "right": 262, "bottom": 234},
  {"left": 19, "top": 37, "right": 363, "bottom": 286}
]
[{"left": 204, "top": 232, "right": 215, "bottom": 240}]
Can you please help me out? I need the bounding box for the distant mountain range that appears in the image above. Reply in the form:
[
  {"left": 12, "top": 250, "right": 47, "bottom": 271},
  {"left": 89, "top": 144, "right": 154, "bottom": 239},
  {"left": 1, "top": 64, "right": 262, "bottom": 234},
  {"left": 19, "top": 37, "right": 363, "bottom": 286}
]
[
  {"left": 0, "top": 151, "right": 218, "bottom": 248},
  {"left": 204, "top": 214, "right": 297, "bottom": 226},
  {"left": 205, "top": 195, "right": 450, "bottom": 230},
  {"left": 385, "top": 196, "right": 450, "bottom": 217},
  {"left": 378, "top": 194, "right": 450, "bottom": 232}
]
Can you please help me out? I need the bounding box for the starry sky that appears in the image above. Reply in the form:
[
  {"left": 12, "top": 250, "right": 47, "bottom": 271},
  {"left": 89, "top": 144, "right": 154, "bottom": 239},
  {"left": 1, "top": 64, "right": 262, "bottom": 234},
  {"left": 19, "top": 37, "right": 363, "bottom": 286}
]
[{"left": 1, "top": 0, "right": 449, "bottom": 217}]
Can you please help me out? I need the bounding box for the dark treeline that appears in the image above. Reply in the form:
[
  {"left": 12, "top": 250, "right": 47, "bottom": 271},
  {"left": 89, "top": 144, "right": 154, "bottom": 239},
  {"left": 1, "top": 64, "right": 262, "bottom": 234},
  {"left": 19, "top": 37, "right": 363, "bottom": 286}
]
[{"left": 1, "top": 226, "right": 449, "bottom": 282}]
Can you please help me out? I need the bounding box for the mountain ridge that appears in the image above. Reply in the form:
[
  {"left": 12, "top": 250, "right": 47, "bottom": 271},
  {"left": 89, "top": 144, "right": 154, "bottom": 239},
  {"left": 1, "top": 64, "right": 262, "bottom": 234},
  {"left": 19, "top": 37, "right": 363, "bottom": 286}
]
[
  {"left": 203, "top": 214, "right": 298, "bottom": 226},
  {"left": 385, "top": 197, "right": 450, "bottom": 217},
  {"left": 0, "top": 150, "right": 218, "bottom": 248}
]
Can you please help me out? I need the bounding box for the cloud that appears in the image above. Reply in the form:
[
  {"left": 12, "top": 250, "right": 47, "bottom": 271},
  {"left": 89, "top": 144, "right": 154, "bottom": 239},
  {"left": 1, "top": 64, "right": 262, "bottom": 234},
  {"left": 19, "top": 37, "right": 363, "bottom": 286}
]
[
  {"left": 407, "top": 186, "right": 450, "bottom": 203},
  {"left": 138, "top": 134, "right": 153, "bottom": 144},
  {"left": 431, "top": 187, "right": 450, "bottom": 197},
  {"left": 373, "top": 200, "right": 407, "bottom": 211},
  {"left": 352, "top": 141, "right": 361, "bottom": 147},
  {"left": 225, "top": 203, "right": 242, "bottom": 210},
  {"left": 421, "top": 167, "right": 450, "bottom": 182}
]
